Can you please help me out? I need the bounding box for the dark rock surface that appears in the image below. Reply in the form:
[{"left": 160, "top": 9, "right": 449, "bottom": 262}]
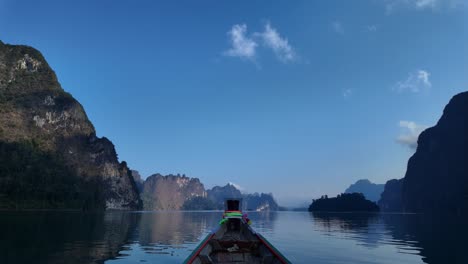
[
  {"left": 402, "top": 92, "right": 468, "bottom": 213},
  {"left": 378, "top": 179, "right": 403, "bottom": 212},
  {"left": 207, "top": 183, "right": 242, "bottom": 209},
  {"left": 309, "top": 193, "right": 379, "bottom": 212},
  {"left": 379, "top": 92, "right": 468, "bottom": 213},
  {"left": 243, "top": 193, "right": 279, "bottom": 211},
  {"left": 206, "top": 183, "right": 279, "bottom": 211},
  {"left": 345, "top": 179, "right": 385, "bottom": 202},
  {"left": 131, "top": 170, "right": 144, "bottom": 193},
  {"left": 0, "top": 41, "right": 141, "bottom": 210}
]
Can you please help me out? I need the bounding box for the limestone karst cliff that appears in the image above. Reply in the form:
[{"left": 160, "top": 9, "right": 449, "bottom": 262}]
[
  {"left": 378, "top": 179, "right": 403, "bottom": 212},
  {"left": 139, "top": 176, "right": 281, "bottom": 211},
  {"left": 207, "top": 183, "right": 242, "bottom": 209},
  {"left": 141, "top": 174, "right": 206, "bottom": 210},
  {"left": 379, "top": 92, "right": 468, "bottom": 213},
  {"left": 402, "top": 92, "right": 468, "bottom": 213},
  {"left": 0, "top": 41, "right": 141, "bottom": 210},
  {"left": 207, "top": 183, "right": 279, "bottom": 211}
]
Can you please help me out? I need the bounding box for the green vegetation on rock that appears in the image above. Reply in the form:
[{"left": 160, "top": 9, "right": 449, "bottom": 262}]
[
  {"left": 182, "top": 196, "right": 217, "bottom": 210},
  {"left": 0, "top": 41, "right": 141, "bottom": 210},
  {"left": 309, "top": 193, "right": 379, "bottom": 212},
  {"left": 0, "top": 140, "right": 104, "bottom": 210}
]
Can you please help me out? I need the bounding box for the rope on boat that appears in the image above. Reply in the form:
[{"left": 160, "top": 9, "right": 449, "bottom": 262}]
[{"left": 219, "top": 211, "right": 252, "bottom": 225}]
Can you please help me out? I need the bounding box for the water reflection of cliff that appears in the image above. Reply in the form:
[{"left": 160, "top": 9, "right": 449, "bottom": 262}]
[
  {"left": 310, "top": 212, "right": 384, "bottom": 248},
  {"left": 382, "top": 214, "right": 468, "bottom": 264},
  {"left": 0, "top": 211, "right": 138, "bottom": 264},
  {"left": 137, "top": 211, "right": 219, "bottom": 246},
  {"left": 311, "top": 212, "right": 468, "bottom": 263},
  {"left": 248, "top": 211, "right": 278, "bottom": 234}
]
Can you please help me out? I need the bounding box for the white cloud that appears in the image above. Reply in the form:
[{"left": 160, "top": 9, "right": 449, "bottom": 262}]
[
  {"left": 223, "top": 22, "right": 297, "bottom": 64},
  {"left": 332, "top": 21, "right": 344, "bottom": 34},
  {"left": 396, "top": 121, "right": 428, "bottom": 149},
  {"left": 394, "top": 70, "right": 432, "bottom": 93},
  {"left": 417, "top": 70, "right": 431, "bottom": 86},
  {"left": 224, "top": 24, "right": 258, "bottom": 60},
  {"left": 258, "top": 22, "right": 296, "bottom": 62},
  {"left": 228, "top": 182, "right": 244, "bottom": 191},
  {"left": 415, "top": 0, "right": 438, "bottom": 9},
  {"left": 343, "top": 89, "right": 353, "bottom": 98},
  {"left": 366, "top": 25, "right": 378, "bottom": 32},
  {"left": 384, "top": 0, "right": 464, "bottom": 12}
]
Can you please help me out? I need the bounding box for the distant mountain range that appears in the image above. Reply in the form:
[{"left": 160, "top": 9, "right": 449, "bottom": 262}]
[
  {"left": 207, "top": 183, "right": 242, "bottom": 209},
  {"left": 206, "top": 183, "right": 279, "bottom": 211},
  {"left": 344, "top": 179, "right": 384, "bottom": 203},
  {"left": 135, "top": 174, "right": 279, "bottom": 211},
  {"left": 306, "top": 179, "right": 384, "bottom": 212},
  {"left": 0, "top": 40, "right": 281, "bottom": 211},
  {"left": 2, "top": 40, "right": 467, "bottom": 214}
]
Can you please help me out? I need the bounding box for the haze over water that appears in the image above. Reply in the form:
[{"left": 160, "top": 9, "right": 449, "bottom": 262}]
[{"left": 1, "top": 211, "right": 466, "bottom": 264}]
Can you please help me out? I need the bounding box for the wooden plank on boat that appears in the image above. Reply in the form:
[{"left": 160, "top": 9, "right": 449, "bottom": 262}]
[{"left": 184, "top": 199, "right": 291, "bottom": 264}]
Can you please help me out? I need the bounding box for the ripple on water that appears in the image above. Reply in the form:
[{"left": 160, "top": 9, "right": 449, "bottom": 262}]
[{"left": 1, "top": 211, "right": 467, "bottom": 264}]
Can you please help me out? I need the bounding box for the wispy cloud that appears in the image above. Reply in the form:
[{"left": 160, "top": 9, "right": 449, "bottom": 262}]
[
  {"left": 396, "top": 121, "right": 428, "bottom": 149},
  {"left": 384, "top": 0, "right": 464, "bottom": 13},
  {"left": 258, "top": 22, "right": 296, "bottom": 62},
  {"left": 224, "top": 24, "right": 258, "bottom": 60},
  {"left": 394, "top": 70, "right": 432, "bottom": 93},
  {"left": 223, "top": 22, "right": 297, "bottom": 64},
  {"left": 228, "top": 182, "right": 244, "bottom": 191},
  {"left": 343, "top": 89, "right": 353, "bottom": 98},
  {"left": 331, "top": 21, "right": 344, "bottom": 34},
  {"left": 366, "top": 25, "right": 378, "bottom": 32},
  {"left": 414, "top": 0, "right": 439, "bottom": 9}
]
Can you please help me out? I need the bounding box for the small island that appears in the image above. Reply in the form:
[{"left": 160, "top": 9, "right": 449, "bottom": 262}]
[{"left": 308, "top": 193, "right": 379, "bottom": 212}]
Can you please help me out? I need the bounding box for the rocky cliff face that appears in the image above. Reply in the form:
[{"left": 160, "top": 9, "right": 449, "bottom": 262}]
[
  {"left": 0, "top": 41, "right": 141, "bottom": 210},
  {"left": 207, "top": 183, "right": 242, "bottom": 209},
  {"left": 379, "top": 92, "right": 468, "bottom": 213},
  {"left": 131, "top": 170, "right": 144, "bottom": 193},
  {"left": 401, "top": 92, "right": 468, "bottom": 213},
  {"left": 345, "top": 179, "right": 385, "bottom": 202},
  {"left": 378, "top": 179, "right": 403, "bottom": 212},
  {"left": 141, "top": 174, "right": 206, "bottom": 210},
  {"left": 139, "top": 176, "right": 281, "bottom": 211},
  {"left": 244, "top": 193, "right": 279, "bottom": 211},
  {"left": 206, "top": 183, "right": 279, "bottom": 211}
]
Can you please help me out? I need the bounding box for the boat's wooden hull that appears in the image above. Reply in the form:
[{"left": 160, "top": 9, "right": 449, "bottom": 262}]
[{"left": 184, "top": 218, "right": 291, "bottom": 264}]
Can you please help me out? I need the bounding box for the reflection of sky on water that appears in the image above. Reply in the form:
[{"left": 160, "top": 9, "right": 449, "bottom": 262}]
[
  {"left": 243, "top": 211, "right": 278, "bottom": 234},
  {"left": 1, "top": 211, "right": 466, "bottom": 264},
  {"left": 310, "top": 212, "right": 387, "bottom": 249}
]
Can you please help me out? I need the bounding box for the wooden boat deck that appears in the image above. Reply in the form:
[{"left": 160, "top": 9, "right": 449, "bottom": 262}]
[
  {"left": 185, "top": 202, "right": 290, "bottom": 264},
  {"left": 191, "top": 222, "right": 284, "bottom": 264}
]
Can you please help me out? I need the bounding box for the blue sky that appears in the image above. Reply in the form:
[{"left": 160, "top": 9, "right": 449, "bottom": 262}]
[{"left": 1, "top": 0, "right": 467, "bottom": 206}]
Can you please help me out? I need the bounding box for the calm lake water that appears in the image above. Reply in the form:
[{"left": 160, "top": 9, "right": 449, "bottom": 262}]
[{"left": 0, "top": 211, "right": 466, "bottom": 264}]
